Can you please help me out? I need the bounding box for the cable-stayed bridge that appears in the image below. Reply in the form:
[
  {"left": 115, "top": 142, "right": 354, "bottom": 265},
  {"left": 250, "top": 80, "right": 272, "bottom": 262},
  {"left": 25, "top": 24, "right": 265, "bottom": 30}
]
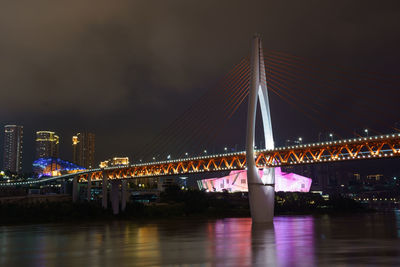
[{"left": 1, "top": 35, "right": 399, "bottom": 222}]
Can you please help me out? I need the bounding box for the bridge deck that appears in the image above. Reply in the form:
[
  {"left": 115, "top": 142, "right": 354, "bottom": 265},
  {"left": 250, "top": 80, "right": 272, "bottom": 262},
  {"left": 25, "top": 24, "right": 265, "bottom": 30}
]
[{"left": 1, "top": 133, "right": 399, "bottom": 186}]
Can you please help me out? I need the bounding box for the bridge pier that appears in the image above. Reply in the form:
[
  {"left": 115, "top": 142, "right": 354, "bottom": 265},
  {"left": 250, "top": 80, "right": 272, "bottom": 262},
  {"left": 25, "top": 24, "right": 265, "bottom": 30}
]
[
  {"left": 87, "top": 175, "right": 92, "bottom": 201},
  {"left": 111, "top": 180, "right": 121, "bottom": 215},
  {"left": 102, "top": 173, "right": 108, "bottom": 209},
  {"left": 72, "top": 176, "right": 78, "bottom": 203},
  {"left": 121, "top": 180, "right": 128, "bottom": 212},
  {"left": 61, "top": 180, "right": 68, "bottom": 194}
]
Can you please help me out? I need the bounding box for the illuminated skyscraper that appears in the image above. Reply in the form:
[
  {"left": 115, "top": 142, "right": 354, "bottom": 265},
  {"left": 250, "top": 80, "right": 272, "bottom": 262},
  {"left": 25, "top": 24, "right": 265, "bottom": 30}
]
[
  {"left": 35, "top": 131, "right": 59, "bottom": 159},
  {"left": 3, "top": 125, "right": 23, "bottom": 173},
  {"left": 72, "top": 132, "right": 95, "bottom": 169}
]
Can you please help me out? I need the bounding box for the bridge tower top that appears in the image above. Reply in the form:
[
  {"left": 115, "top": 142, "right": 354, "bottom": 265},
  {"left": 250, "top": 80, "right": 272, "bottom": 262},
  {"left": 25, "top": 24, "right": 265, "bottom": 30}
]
[{"left": 246, "top": 34, "right": 274, "bottom": 155}]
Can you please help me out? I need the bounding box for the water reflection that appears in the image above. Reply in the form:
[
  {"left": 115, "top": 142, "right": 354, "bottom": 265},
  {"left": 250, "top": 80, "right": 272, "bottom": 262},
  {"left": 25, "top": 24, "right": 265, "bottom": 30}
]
[
  {"left": 274, "top": 216, "right": 315, "bottom": 267},
  {"left": 1, "top": 213, "right": 400, "bottom": 266},
  {"left": 251, "top": 222, "right": 276, "bottom": 266}
]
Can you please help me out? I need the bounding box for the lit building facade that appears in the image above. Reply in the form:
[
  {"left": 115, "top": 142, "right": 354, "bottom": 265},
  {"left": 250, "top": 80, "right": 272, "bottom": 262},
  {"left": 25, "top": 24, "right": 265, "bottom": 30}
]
[
  {"left": 72, "top": 132, "right": 95, "bottom": 169},
  {"left": 198, "top": 168, "right": 312, "bottom": 193},
  {"left": 35, "top": 131, "right": 59, "bottom": 159},
  {"left": 3, "top": 125, "right": 23, "bottom": 173},
  {"left": 99, "top": 157, "right": 129, "bottom": 168}
]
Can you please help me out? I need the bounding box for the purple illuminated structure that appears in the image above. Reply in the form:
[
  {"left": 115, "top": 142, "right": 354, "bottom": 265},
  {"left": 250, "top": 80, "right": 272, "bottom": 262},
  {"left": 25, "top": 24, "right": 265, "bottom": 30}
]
[
  {"left": 33, "top": 157, "right": 86, "bottom": 177},
  {"left": 198, "top": 168, "right": 312, "bottom": 193}
]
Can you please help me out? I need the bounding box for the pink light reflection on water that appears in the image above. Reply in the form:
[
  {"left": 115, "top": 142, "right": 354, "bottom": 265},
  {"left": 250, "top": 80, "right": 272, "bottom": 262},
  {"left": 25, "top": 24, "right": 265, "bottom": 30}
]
[
  {"left": 206, "top": 216, "right": 315, "bottom": 266},
  {"left": 274, "top": 216, "right": 316, "bottom": 267},
  {"left": 207, "top": 218, "right": 253, "bottom": 266}
]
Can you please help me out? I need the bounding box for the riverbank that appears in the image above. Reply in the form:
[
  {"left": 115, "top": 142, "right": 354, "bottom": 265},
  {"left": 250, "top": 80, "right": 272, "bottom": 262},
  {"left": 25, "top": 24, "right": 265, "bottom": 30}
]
[{"left": 0, "top": 189, "right": 371, "bottom": 225}]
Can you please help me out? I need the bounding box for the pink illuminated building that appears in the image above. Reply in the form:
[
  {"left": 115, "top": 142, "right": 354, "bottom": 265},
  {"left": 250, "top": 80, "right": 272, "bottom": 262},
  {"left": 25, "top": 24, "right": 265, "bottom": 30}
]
[{"left": 198, "top": 168, "right": 312, "bottom": 193}]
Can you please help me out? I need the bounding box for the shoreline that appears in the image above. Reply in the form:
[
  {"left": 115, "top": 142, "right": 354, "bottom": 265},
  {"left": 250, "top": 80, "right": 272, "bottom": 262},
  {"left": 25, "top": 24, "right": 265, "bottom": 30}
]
[{"left": 0, "top": 199, "right": 374, "bottom": 226}]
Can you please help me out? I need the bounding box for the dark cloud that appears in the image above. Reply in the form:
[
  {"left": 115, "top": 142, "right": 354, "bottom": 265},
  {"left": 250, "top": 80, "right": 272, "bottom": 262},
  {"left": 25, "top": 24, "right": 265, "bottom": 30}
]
[{"left": 0, "top": 0, "right": 399, "bottom": 170}]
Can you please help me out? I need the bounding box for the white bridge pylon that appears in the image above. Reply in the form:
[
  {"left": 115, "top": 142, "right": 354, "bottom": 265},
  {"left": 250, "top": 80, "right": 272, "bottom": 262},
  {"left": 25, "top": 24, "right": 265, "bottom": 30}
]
[{"left": 246, "top": 34, "right": 275, "bottom": 223}]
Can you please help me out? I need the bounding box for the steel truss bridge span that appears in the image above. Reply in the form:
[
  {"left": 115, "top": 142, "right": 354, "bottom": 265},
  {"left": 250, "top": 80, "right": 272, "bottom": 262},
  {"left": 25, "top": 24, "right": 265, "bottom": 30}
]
[
  {"left": 79, "top": 133, "right": 400, "bottom": 182},
  {"left": 1, "top": 133, "right": 399, "bottom": 187}
]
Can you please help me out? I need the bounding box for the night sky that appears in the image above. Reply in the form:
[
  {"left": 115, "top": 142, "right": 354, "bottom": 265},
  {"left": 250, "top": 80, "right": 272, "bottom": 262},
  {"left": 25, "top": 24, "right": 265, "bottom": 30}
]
[{"left": 1, "top": 0, "right": 399, "bottom": 171}]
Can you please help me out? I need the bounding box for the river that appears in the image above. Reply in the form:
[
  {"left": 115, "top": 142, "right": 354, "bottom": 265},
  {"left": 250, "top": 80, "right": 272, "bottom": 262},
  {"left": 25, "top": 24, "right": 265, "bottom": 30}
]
[{"left": 1, "top": 212, "right": 400, "bottom": 266}]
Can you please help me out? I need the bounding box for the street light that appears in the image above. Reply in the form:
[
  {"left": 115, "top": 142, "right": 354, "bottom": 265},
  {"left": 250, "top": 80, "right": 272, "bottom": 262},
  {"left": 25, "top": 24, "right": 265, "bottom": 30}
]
[
  {"left": 224, "top": 147, "right": 227, "bottom": 152},
  {"left": 298, "top": 137, "right": 302, "bottom": 144},
  {"left": 185, "top": 152, "right": 188, "bottom": 157},
  {"left": 167, "top": 155, "right": 171, "bottom": 160},
  {"left": 364, "top": 129, "right": 369, "bottom": 137},
  {"left": 204, "top": 150, "right": 207, "bottom": 154},
  {"left": 329, "top": 133, "right": 333, "bottom": 141}
]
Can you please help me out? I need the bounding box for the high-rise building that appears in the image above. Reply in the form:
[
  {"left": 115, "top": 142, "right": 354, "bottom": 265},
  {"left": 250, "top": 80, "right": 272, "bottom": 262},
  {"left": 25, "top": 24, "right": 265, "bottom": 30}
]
[
  {"left": 35, "top": 131, "right": 59, "bottom": 159},
  {"left": 72, "top": 132, "right": 95, "bottom": 169},
  {"left": 3, "top": 125, "right": 23, "bottom": 173}
]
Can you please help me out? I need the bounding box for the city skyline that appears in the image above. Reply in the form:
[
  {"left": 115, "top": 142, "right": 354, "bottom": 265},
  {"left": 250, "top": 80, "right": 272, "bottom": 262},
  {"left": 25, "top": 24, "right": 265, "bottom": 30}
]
[{"left": 1, "top": 127, "right": 96, "bottom": 172}]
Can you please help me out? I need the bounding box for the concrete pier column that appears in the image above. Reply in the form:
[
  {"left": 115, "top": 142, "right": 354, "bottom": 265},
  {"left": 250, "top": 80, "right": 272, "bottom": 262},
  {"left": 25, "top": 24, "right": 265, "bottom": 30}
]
[
  {"left": 102, "top": 172, "right": 108, "bottom": 209},
  {"left": 72, "top": 176, "right": 79, "bottom": 203},
  {"left": 87, "top": 174, "right": 92, "bottom": 201},
  {"left": 111, "top": 180, "right": 121, "bottom": 215},
  {"left": 121, "top": 180, "right": 128, "bottom": 212},
  {"left": 61, "top": 180, "right": 68, "bottom": 194}
]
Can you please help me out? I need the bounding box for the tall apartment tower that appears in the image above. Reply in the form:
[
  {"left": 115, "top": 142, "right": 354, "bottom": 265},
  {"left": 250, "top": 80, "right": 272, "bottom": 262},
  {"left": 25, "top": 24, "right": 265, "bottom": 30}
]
[
  {"left": 72, "top": 132, "right": 95, "bottom": 169},
  {"left": 3, "top": 125, "right": 23, "bottom": 173},
  {"left": 35, "top": 131, "right": 59, "bottom": 159}
]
